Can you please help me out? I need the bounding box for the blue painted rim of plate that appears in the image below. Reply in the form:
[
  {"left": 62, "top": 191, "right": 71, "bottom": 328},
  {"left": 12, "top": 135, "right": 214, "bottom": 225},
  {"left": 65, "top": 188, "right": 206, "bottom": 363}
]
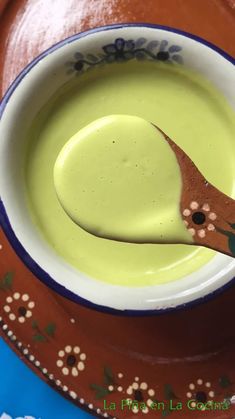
[{"left": 0, "top": 23, "right": 234, "bottom": 316}]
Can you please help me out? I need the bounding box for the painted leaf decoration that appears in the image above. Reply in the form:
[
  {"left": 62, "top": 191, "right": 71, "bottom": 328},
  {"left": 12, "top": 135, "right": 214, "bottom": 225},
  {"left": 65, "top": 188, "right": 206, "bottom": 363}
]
[
  {"left": 159, "top": 40, "right": 168, "bottom": 50},
  {"left": 103, "top": 44, "right": 116, "bottom": 54},
  {"left": 135, "top": 37, "right": 147, "bottom": 48},
  {"left": 104, "top": 366, "right": 115, "bottom": 385},
  {"left": 146, "top": 40, "right": 159, "bottom": 51},
  {"left": 32, "top": 320, "right": 38, "bottom": 329},
  {"left": 3, "top": 272, "right": 13, "bottom": 289},
  {"left": 90, "top": 384, "right": 109, "bottom": 399},
  {"left": 45, "top": 322, "right": 56, "bottom": 337},
  {"left": 228, "top": 234, "right": 235, "bottom": 256},
  {"left": 219, "top": 375, "right": 232, "bottom": 388},
  {"left": 164, "top": 384, "right": 177, "bottom": 400},
  {"left": 33, "top": 334, "right": 46, "bottom": 342},
  {"left": 169, "top": 45, "right": 182, "bottom": 53}
]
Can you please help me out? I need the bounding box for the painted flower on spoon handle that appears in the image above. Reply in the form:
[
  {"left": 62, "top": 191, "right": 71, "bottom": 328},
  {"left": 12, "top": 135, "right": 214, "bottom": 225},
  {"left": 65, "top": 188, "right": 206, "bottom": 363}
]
[
  {"left": 182, "top": 199, "right": 235, "bottom": 256},
  {"left": 179, "top": 165, "right": 235, "bottom": 256},
  {"left": 156, "top": 127, "right": 235, "bottom": 257}
]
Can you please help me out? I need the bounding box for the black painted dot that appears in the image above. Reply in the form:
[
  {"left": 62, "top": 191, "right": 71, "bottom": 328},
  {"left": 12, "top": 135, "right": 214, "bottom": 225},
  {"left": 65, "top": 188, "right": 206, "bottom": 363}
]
[
  {"left": 66, "top": 355, "right": 76, "bottom": 366},
  {"left": 74, "top": 61, "right": 84, "bottom": 71},
  {"left": 192, "top": 212, "right": 206, "bottom": 225},
  {"left": 134, "top": 390, "right": 144, "bottom": 402},
  {"left": 18, "top": 306, "right": 27, "bottom": 317},
  {"left": 157, "top": 51, "right": 170, "bottom": 61},
  {"left": 195, "top": 391, "right": 207, "bottom": 403}
]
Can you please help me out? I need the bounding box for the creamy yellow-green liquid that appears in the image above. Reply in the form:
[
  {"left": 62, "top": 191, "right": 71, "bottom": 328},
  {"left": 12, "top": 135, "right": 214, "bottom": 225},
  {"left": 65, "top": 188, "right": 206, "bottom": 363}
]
[
  {"left": 25, "top": 61, "right": 235, "bottom": 286},
  {"left": 54, "top": 114, "right": 192, "bottom": 244}
]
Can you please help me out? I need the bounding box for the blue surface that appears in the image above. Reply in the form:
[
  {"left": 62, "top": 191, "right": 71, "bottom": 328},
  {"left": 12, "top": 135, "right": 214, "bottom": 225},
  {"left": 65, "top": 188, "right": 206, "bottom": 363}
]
[{"left": 0, "top": 338, "right": 93, "bottom": 419}]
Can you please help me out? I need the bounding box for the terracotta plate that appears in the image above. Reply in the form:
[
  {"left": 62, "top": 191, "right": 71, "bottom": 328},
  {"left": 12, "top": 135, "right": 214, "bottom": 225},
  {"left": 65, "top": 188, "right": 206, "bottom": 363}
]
[{"left": 0, "top": 1, "right": 235, "bottom": 418}]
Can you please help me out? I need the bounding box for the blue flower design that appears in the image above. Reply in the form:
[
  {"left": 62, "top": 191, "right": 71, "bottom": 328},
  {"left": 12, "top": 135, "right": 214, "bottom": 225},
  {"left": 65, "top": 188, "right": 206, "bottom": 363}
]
[
  {"left": 102, "top": 38, "right": 135, "bottom": 62},
  {"left": 155, "top": 40, "right": 183, "bottom": 63},
  {"left": 66, "top": 37, "right": 183, "bottom": 74}
]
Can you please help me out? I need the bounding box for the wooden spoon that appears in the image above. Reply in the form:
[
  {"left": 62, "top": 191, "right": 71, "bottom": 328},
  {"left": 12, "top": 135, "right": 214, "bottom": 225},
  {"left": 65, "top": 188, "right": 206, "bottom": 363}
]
[
  {"left": 54, "top": 116, "right": 235, "bottom": 258},
  {"left": 155, "top": 125, "right": 235, "bottom": 257}
]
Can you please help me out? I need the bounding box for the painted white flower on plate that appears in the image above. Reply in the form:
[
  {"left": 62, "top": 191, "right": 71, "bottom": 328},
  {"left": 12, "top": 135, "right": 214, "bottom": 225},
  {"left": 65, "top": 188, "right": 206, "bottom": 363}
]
[
  {"left": 56, "top": 345, "right": 86, "bottom": 377},
  {"left": 4, "top": 293, "right": 35, "bottom": 323}
]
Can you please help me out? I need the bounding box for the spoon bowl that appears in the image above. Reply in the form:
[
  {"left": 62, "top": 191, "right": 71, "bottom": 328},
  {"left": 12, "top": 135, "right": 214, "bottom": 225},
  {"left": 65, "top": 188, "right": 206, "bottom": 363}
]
[{"left": 54, "top": 114, "right": 235, "bottom": 258}]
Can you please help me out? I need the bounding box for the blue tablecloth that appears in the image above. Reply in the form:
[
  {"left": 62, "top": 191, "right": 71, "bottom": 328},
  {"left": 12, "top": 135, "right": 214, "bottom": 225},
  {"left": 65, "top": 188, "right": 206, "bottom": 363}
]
[{"left": 0, "top": 338, "right": 93, "bottom": 419}]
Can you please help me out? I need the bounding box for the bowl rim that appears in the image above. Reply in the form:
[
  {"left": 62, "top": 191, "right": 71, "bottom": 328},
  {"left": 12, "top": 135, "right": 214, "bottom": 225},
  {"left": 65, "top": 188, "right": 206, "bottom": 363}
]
[{"left": 0, "top": 23, "right": 235, "bottom": 316}]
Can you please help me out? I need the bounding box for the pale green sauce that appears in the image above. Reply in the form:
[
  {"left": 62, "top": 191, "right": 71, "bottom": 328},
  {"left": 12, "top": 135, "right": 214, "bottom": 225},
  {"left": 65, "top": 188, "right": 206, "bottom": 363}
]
[
  {"left": 25, "top": 61, "right": 235, "bottom": 286},
  {"left": 54, "top": 114, "right": 192, "bottom": 244}
]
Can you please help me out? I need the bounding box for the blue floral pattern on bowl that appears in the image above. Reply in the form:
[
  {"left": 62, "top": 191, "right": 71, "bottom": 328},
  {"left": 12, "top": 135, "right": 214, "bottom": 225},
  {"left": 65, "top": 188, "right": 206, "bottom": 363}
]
[{"left": 66, "top": 37, "right": 183, "bottom": 75}]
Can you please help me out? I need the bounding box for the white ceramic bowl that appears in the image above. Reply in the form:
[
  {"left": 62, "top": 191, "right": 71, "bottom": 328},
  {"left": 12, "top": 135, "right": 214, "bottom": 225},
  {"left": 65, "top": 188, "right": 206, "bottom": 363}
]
[{"left": 0, "top": 24, "right": 234, "bottom": 315}]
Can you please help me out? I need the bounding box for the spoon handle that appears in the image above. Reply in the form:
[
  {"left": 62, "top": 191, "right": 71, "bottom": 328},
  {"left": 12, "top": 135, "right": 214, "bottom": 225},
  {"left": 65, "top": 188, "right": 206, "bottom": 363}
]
[{"left": 157, "top": 127, "right": 235, "bottom": 257}]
